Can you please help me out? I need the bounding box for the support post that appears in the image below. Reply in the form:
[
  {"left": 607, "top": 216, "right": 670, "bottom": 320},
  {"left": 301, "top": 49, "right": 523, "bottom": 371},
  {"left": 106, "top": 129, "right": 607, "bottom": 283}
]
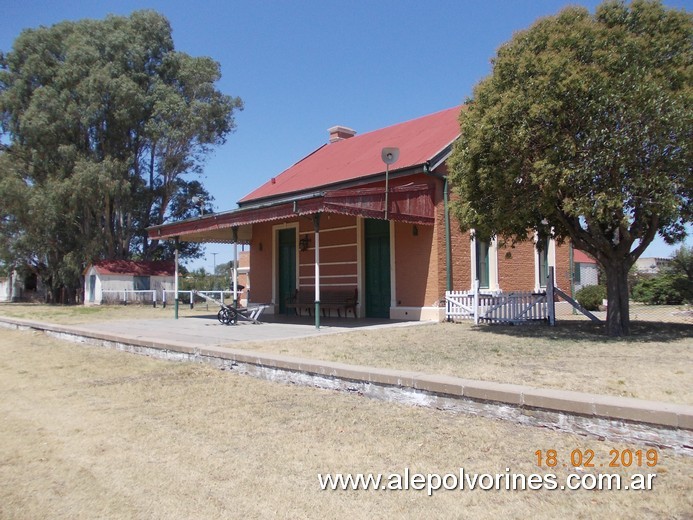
[
  {"left": 313, "top": 214, "right": 321, "bottom": 329},
  {"left": 473, "top": 279, "right": 480, "bottom": 325},
  {"left": 569, "top": 242, "right": 576, "bottom": 315},
  {"left": 384, "top": 163, "right": 390, "bottom": 220},
  {"left": 547, "top": 266, "right": 556, "bottom": 326},
  {"left": 232, "top": 226, "right": 239, "bottom": 325},
  {"left": 174, "top": 237, "right": 179, "bottom": 320}
]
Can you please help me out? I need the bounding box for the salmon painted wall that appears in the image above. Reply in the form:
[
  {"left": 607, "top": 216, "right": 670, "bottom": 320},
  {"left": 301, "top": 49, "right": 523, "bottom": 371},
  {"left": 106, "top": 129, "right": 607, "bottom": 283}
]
[
  {"left": 248, "top": 222, "right": 273, "bottom": 305},
  {"left": 393, "top": 221, "right": 438, "bottom": 307},
  {"left": 297, "top": 214, "right": 358, "bottom": 290}
]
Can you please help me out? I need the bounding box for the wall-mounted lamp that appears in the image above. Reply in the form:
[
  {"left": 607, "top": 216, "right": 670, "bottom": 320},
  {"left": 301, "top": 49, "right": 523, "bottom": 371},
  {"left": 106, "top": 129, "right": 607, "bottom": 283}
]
[
  {"left": 299, "top": 235, "right": 311, "bottom": 252},
  {"left": 412, "top": 225, "right": 419, "bottom": 236}
]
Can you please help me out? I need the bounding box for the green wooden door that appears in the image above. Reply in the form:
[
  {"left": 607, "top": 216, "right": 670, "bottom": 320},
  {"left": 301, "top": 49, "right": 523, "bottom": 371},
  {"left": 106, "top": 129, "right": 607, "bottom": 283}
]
[
  {"left": 364, "top": 219, "right": 391, "bottom": 318},
  {"left": 278, "top": 228, "right": 296, "bottom": 314}
]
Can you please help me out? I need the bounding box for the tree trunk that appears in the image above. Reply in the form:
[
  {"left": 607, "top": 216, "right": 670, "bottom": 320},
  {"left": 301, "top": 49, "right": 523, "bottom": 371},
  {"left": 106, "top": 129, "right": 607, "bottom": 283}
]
[{"left": 605, "top": 261, "right": 631, "bottom": 336}]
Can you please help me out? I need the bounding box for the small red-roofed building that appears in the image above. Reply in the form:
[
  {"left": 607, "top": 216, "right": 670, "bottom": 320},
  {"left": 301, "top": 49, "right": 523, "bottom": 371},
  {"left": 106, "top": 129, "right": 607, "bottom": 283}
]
[
  {"left": 573, "top": 250, "right": 600, "bottom": 292},
  {"left": 148, "top": 106, "right": 572, "bottom": 320},
  {"left": 84, "top": 260, "right": 175, "bottom": 305}
]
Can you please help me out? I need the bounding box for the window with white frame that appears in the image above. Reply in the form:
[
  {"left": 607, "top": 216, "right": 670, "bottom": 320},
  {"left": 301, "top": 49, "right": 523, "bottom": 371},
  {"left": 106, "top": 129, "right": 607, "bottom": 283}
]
[
  {"left": 535, "top": 237, "right": 555, "bottom": 290},
  {"left": 476, "top": 239, "right": 490, "bottom": 289},
  {"left": 471, "top": 233, "right": 498, "bottom": 291}
]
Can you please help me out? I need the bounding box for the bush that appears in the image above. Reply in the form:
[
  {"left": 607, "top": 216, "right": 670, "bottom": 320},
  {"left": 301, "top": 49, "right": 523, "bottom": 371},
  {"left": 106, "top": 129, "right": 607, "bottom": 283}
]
[
  {"left": 575, "top": 284, "right": 606, "bottom": 311},
  {"left": 632, "top": 275, "right": 689, "bottom": 305}
]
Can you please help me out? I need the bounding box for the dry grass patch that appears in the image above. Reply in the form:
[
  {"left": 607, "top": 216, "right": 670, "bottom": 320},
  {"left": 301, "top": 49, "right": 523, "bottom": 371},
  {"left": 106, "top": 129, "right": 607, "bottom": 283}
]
[
  {"left": 1, "top": 329, "right": 691, "bottom": 519},
  {"left": 0, "top": 302, "right": 210, "bottom": 324},
  {"left": 238, "top": 320, "right": 693, "bottom": 405}
]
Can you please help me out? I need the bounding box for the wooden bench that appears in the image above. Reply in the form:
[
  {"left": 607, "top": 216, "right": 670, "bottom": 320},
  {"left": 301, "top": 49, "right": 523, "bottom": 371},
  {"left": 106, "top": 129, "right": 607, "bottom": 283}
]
[
  {"left": 286, "top": 288, "right": 358, "bottom": 318},
  {"left": 285, "top": 289, "right": 314, "bottom": 316},
  {"left": 320, "top": 288, "right": 358, "bottom": 318}
]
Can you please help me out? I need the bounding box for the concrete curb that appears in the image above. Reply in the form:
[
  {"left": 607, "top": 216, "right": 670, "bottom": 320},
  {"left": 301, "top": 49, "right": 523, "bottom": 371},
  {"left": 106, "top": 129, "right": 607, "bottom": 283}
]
[{"left": 2, "top": 315, "right": 691, "bottom": 453}]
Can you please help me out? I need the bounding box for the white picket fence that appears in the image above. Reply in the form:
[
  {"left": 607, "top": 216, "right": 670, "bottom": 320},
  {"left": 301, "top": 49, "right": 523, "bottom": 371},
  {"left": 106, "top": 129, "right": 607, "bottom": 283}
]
[
  {"left": 446, "top": 271, "right": 557, "bottom": 325},
  {"left": 101, "top": 289, "right": 157, "bottom": 307},
  {"left": 446, "top": 289, "right": 550, "bottom": 324}
]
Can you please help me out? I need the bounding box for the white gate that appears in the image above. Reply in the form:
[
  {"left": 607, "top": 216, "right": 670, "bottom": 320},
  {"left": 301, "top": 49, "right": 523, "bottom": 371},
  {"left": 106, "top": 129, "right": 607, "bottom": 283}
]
[
  {"left": 446, "top": 276, "right": 555, "bottom": 325},
  {"left": 445, "top": 268, "right": 599, "bottom": 326}
]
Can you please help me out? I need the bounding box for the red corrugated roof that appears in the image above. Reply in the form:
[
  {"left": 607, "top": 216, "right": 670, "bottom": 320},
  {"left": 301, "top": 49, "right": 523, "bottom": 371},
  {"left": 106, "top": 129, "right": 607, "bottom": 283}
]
[
  {"left": 573, "top": 250, "right": 597, "bottom": 264},
  {"left": 239, "top": 106, "right": 462, "bottom": 204},
  {"left": 89, "top": 260, "right": 175, "bottom": 276}
]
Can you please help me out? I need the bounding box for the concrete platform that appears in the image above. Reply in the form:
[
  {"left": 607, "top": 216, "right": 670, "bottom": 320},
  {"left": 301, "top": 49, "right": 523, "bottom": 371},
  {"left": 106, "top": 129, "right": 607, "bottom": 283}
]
[
  {"left": 1, "top": 314, "right": 691, "bottom": 453},
  {"left": 72, "top": 314, "right": 434, "bottom": 346}
]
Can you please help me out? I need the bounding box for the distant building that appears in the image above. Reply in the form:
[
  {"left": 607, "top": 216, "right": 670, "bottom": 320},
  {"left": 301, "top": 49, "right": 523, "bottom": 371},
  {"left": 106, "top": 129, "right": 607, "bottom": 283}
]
[
  {"left": 84, "top": 260, "right": 175, "bottom": 305},
  {"left": 0, "top": 274, "right": 17, "bottom": 302},
  {"left": 0, "top": 270, "right": 44, "bottom": 302},
  {"left": 573, "top": 250, "right": 599, "bottom": 292},
  {"left": 634, "top": 257, "right": 671, "bottom": 275},
  {"left": 237, "top": 250, "right": 250, "bottom": 306}
]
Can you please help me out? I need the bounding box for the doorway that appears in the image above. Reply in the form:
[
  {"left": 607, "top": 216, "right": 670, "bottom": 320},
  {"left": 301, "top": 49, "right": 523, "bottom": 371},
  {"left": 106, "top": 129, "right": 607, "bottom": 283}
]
[
  {"left": 277, "top": 228, "right": 296, "bottom": 314},
  {"left": 364, "top": 219, "right": 391, "bottom": 318}
]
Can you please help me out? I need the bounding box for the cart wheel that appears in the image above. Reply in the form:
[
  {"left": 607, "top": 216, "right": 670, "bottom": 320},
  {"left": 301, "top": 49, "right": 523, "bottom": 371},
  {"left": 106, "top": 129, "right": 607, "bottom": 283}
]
[
  {"left": 217, "top": 308, "right": 231, "bottom": 324},
  {"left": 218, "top": 307, "right": 237, "bottom": 325}
]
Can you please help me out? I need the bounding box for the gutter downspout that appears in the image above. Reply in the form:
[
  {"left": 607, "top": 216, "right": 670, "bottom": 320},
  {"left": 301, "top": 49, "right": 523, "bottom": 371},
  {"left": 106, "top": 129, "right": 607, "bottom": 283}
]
[
  {"left": 426, "top": 164, "right": 453, "bottom": 294},
  {"left": 444, "top": 176, "right": 452, "bottom": 293}
]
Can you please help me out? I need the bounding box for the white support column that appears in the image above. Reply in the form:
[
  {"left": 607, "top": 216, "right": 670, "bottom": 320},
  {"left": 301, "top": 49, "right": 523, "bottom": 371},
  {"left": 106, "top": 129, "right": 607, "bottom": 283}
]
[
  {"left": 547, "top": 266, "right": 556, "bottom": 326},
  {"left": 313, "top": 214, "right": 321, "bottom": 329},
  {"left": 232, "top": 227, "right": 239, "bottom": 324},
  {"left": 174, "top": 237, "right": 180, "bottom": 319}
]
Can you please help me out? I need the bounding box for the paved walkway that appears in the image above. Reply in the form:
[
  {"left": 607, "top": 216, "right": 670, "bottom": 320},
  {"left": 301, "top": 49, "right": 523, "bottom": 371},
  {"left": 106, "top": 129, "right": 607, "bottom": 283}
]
[{"left": 71, "top": 314, "right": 433, "bottom": 346}]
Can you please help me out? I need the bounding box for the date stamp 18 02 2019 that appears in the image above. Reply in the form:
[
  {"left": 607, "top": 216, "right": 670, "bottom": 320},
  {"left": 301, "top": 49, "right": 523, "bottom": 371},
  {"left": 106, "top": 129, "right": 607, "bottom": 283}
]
[{"left": 535, "top": 448, "right": 659, "bottom": 469}]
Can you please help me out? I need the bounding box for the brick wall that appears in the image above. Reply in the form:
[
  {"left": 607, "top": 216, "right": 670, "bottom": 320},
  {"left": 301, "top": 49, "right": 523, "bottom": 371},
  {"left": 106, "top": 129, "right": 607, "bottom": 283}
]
[{"left": 439, "top": 188, "right": 572, "bottom": 293}]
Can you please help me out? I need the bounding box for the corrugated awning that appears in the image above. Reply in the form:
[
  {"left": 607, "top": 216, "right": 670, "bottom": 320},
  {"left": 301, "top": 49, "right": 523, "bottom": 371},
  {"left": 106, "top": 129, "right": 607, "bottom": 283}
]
[
  {"left": 147, "top": 183, "right": 436, "bottom": 243},
  {"left": 322, "top": 184, "right": 435, "bottom": 223}
]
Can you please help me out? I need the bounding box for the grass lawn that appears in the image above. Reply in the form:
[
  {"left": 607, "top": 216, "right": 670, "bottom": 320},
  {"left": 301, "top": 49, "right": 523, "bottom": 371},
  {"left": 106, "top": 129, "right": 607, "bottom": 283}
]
[
  {"left": 1, "top": 303, "right": 692, "bottom": 405},
  {"left": 236, "top": 319, "right": 693, "bottom": 405},
  {"left": 1, "top": 329, "right": 691, "bottom": 519}
]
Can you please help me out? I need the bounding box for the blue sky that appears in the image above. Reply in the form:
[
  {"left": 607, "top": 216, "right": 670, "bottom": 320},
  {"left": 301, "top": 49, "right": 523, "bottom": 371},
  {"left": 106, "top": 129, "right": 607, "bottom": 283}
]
[{"left": 2, "top": 0, "right": 691, "bottom": 271}]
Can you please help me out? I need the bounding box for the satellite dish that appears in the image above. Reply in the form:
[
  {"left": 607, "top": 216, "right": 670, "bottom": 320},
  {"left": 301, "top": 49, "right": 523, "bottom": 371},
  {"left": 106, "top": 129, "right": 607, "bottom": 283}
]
[{"left": 381, "top": 147, "right": 400, "bottom": 165}]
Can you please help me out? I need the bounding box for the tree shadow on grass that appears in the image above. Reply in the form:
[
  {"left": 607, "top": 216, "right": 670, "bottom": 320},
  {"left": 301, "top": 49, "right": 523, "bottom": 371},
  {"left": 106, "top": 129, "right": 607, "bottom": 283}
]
[{"left": 470, "top": 319, "right": 693, "bottom": 344}]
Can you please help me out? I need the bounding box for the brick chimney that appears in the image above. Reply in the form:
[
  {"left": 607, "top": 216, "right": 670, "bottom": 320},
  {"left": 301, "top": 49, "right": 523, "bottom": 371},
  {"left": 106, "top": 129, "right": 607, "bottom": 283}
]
[{"left": 328, "top": 125, "right": 356, "bottom": 143}]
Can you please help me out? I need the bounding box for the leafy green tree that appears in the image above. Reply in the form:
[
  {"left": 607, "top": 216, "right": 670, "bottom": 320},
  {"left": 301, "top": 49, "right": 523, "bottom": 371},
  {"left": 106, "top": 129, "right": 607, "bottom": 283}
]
[
  {"left": 667, "top": 244, "right": 693, "bottom": 287},
  {"left": 449, "top": 0, "right": 692, "bottom": 336},
  {"left": 0, "top": 11, "right": 242, "bottom": 301},
  {"left": 634, "top": 245, "right": 693, "bottom": 304}
]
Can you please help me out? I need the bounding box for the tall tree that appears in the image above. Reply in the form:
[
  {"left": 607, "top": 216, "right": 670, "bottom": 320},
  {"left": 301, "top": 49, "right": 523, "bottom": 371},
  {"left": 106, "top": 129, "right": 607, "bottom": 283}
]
[
  {"left": 448, "top": 0, "right": 692, "bottom": 336},
  {"left": 0, "top": 11, "right": 242, "bottom": 301}
]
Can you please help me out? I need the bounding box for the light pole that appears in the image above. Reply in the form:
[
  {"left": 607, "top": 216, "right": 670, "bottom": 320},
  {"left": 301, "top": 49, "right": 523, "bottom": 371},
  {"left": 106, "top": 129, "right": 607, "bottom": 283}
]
[
  {"left": 211, "top": 252, "right": 218, "bottom": 290},
  {"left": 381, "top": 147, "right": 399, "bottom": 220},
  {"left": 211, "top": 252, "right": 217, "bottom": 274}
]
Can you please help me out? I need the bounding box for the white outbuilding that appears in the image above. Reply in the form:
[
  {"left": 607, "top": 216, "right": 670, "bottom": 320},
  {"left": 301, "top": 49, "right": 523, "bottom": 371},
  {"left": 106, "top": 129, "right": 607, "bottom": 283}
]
[{"left": 84, "top": 260, "right": 175, "bottom": 305}]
